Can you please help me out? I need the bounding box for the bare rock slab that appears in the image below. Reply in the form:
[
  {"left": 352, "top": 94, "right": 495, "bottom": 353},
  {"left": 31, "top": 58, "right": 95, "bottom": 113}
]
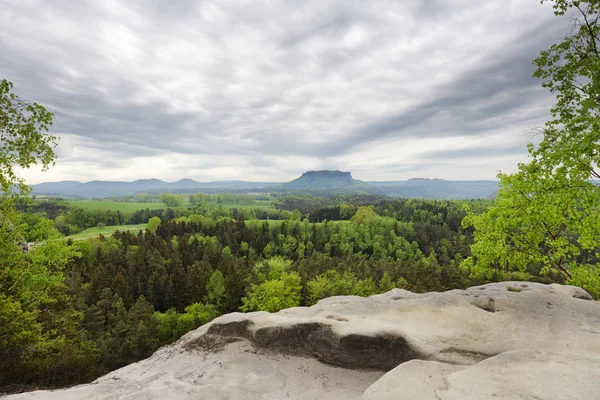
[
  {"left": 363, "top": 350, "right": 600, "bottom": 400},
  {"left": 6, "top": 282, "right": 600, "bottom": 400}
]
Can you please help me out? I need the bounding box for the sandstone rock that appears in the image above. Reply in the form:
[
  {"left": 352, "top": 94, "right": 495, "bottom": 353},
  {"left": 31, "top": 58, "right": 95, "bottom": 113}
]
[
  {"left": 362, "top": 360, "right": 465, "bottom": 400},
  {"left": 363, "top": 350, "right": 600, "bottom": 400},
  {"left": 7, "top": 282, "right": 600, "bottom": 400}
]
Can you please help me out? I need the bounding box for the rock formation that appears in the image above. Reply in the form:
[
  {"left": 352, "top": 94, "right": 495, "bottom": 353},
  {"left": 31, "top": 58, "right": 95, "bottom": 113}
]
[{"left": 7, "top": 282, "right": 600, "bottom": 399}]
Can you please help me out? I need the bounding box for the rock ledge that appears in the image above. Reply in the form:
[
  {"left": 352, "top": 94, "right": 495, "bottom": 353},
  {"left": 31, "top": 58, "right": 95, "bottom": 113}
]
[{"left": 7, "top": 282, "right": 600, "bottom": 400}]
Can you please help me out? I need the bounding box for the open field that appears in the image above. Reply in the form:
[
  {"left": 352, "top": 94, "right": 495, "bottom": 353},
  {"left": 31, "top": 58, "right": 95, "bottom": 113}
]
[
  {"left": 67, "top": 201, "right": 166, "bottom": 212},
  {"left": 67, "top": 224, "right": 148, "bottom": 240},
  {"left": 67, "top": 200, "right": 271, "bottom": 213}
]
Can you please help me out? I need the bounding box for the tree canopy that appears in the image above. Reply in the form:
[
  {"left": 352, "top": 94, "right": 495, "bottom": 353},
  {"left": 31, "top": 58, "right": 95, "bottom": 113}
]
[
  {"left": 160, "top": 193, "right": 183, "bottom": 207},
  {"left": 464, "top": 0, "right": 600, "bottom": 297},
  {"left": 0, "top": 80, "right": 103, "bottom": 389},
  {"left": 0, "top": 79, "right": 58, "bottom": 194}
]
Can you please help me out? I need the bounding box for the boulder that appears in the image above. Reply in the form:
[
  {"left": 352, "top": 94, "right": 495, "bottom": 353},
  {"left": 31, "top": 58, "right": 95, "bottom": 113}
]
[{"left": 7, "top": 282, "right": 600, "bottom": 400}]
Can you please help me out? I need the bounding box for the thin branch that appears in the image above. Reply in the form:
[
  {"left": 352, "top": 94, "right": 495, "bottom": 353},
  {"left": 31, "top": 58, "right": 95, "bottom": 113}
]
[{"left": 574, "top": 3, "right": 600, "bottom": 57}]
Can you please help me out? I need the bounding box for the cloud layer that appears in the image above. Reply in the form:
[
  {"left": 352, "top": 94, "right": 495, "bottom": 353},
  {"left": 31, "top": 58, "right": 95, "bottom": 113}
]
[{"left": 0, "top": 0, "right": 567, "bottom": 183}]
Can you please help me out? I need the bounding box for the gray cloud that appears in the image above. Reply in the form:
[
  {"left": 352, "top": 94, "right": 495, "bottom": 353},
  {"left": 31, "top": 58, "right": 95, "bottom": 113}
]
[
  {"left": 348, "top": 22, "right": 562, "bottom": 147},
  {"left": 427, "top": 143, "right": 529, "bottom": 161},
  {"left": 0, "top": 0, "right": 568, "bottom": 182}
]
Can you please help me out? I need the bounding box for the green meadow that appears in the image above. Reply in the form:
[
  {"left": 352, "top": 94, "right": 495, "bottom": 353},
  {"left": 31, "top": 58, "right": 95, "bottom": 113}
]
[
  {"left": 67, "top": 223, "right": 148, "bottom": 240},
  {"left": 67, "top": 200, "right": 166, "bottom": 212},
  {"left": 67, "top": 200, "right": 270, "bottom": 213}
]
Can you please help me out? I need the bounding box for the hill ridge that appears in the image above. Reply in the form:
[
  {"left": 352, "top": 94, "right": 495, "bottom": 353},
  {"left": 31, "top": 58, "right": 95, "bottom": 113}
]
[{"left": 29, "top": 171, "right": 499, "bottom": 200}]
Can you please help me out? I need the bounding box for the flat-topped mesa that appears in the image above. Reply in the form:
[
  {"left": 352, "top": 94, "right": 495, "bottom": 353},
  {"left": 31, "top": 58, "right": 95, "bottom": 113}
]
[
  {"left": 7, "top": 282, "right": 600, "bottom": 400},
  {"left": 302, "top": 170, "right": 353, "bottom": 180},
  {"left": 283, "top": 170, "right": 360, "bottom": 189}
]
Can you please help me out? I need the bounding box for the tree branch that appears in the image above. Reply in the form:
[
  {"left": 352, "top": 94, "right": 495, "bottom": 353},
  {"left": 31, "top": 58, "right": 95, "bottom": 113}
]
[{"left": 574, "top": 3, "right": 600, "bottom": 57}]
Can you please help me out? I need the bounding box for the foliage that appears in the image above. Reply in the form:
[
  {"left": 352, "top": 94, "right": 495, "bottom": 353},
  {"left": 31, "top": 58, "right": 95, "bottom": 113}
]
[
  {"left": 147, "top": 216, "right": 161, "bottom": 234},
  {"left": 306, "top": 270, "right": 378, "bottom": 305},
  {"left": 242, "top": 271, "right": 302, "bottom": 312},
  {"left": 160, "top": 193, "right": 183, "bottom": 207},
  {"left": 1, "top": 200, "right": 80, "bottom": 307},
  {"left": 188, "top": 192, "right": 269, "bottom": 206},
  {"left": 67, "top": 200, "right": 166, "bottom": 212},
  {"left": 464, "top": 0, "right": 600, "bottom": 298},
  {"left": 350, "top": 206, "right": 378, "bottom": 224},
  {"left": 0, "top": 198, "right": 98, "bottom": 389},
  {"left": 66, "top": 224, "right": 147, "bottom": 241},
  {"left": 0, "top": 80, "right": 58, "bottom": 194},
  {"left": 205, "top": 270, "right": 226, "bottom": 310},
  {"left": 0, "top": 81, "right": 104, "bottom": 390},
  {"left": 241, "top": 257, "right": 302, "bottom": 312}
]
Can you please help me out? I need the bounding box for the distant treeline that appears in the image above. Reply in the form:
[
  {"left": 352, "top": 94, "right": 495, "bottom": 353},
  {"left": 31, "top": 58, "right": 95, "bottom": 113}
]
[
  {"left": 15, "top": 195, "right": 493, "bottom": 237},
  {"left": 275, "top": 194, "right": 491, "bottom": 224},
  {"left": 110, "top": 192, "right": 272, "bottom": 204},
  {"left": 188, "top": 193, "right": 271, "bottom": 204}
]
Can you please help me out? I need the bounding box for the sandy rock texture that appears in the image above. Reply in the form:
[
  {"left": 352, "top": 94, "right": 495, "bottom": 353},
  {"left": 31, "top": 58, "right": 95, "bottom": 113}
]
[{"left": 6, "top": 282, "right": 600, "bottom": 400}]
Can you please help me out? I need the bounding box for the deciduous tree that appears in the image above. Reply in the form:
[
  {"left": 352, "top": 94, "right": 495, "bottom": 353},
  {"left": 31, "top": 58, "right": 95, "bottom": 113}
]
[
  {"left": 464, "top": 0, "right": 600, "bottom": 297},
  {"left": 0, "top": 79, "right": 57, "bottom": 194}
]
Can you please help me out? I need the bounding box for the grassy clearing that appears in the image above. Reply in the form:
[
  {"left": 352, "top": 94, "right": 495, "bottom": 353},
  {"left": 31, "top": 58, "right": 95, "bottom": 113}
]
[
  {"left": 67, "top": 200, "right": 270, "bottom": 213},
  {"left": 67, "top": 224, "right": 148, "bottom": 240},
  {"left": 67, "top": 201, "right": 165, "bottom": 212}
]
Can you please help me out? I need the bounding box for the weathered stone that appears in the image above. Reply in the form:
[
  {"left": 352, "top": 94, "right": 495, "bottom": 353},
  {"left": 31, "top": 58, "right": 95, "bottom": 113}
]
[{"left": 7, "top": 282, "right": 600, "bottom": 400}]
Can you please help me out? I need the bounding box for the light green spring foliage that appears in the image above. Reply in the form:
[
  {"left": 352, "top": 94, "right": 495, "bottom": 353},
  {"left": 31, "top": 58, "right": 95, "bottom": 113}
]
[
  {"left": 1, "top": 199, "right": 80, "bottom": 308},
  {"left": 153, "top": 302, "right": 219, "bottom": 343},
  {"left": 0, "top": 82, "right": 102, "bottom": 385},
  {"left": 147, "top": 216, "right": 161, "bottom": 233},
  {"left": 378, "top": 272, "right": 409, "bottom": 293},
  {"left": 350, "top": 206, "right": 378, "bottom": 224},
  {"left": 464, "top": 0, "right": 600, "bottom": 297},
  {"left": 250, "top": 256, "right": 292, "bottom": 282},
  {"left": 0, "top": 79, "right": 58, "bottom": 195},
  {"left": 241, "top": 257, "right": 302, "bottom": 312},
  {"left": 160, "top": 193, "right": 183, "bottom": 207},
  {"left": 0, "top": 199, "right": 93, "bottom": 384},
  {"left": 306, "top": 270, "right": 395, "bottom": 305}
]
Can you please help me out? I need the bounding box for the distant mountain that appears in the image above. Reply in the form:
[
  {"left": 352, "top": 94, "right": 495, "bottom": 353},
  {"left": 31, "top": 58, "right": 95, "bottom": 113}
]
[
  {"left": 281, "top": 170, "right": 364, "bottom": 189},
  {"left": 30, "top": 179, "right": 279, "bottom": 198},
  {"left": 29, "top": 181, "right": 82, "bottom": 194},
  {"left": 30, "top": 172, "right": 499, "bottom": 200},
  {"left": 368, "top": 178, "right": 500, "bottom": 200},
  {"left": 278, "top": 172, "right": 499, "bottom": 199}
]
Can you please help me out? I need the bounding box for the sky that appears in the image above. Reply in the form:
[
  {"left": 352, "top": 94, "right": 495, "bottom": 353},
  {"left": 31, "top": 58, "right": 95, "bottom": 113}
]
[{"left": 0, "top": 0, "right": 569, "bottom": 183}]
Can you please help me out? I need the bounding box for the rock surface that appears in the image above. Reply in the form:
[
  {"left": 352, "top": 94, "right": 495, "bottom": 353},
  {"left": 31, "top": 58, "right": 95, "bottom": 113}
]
[{"left": 7, "top": 282, "right": 600, "bottom": 400}]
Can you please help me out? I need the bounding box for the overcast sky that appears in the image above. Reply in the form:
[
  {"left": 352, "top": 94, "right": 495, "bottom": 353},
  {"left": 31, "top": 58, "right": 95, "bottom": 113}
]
[{"left": 1, "top": 0, "right": 568, "bottom": 183}]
